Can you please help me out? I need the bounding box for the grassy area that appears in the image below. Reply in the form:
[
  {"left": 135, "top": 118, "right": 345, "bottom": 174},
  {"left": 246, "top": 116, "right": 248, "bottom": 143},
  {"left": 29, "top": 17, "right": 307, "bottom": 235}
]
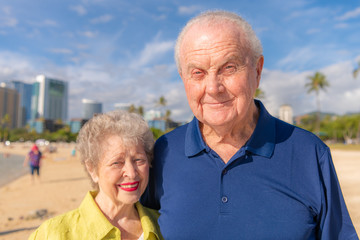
[{"left": 328, "top": 143, "right": 360, "bottom": 151}]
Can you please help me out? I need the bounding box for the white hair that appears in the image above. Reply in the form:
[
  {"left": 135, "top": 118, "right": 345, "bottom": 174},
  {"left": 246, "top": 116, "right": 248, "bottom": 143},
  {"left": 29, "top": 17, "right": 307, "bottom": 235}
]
[{"left": 174, "top": 10, "right": 263, "bottom": 72}]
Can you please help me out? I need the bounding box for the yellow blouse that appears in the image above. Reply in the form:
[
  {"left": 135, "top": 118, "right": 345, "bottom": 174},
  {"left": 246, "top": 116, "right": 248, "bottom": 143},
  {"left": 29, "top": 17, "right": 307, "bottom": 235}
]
[{"left": 29, "top": 191, "right": 162, "bottom": 240}]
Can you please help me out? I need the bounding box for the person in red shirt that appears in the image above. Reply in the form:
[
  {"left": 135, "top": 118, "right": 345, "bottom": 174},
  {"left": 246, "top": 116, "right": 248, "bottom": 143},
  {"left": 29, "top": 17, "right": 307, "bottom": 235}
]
[{"left": 24, "top": 144, "right": 42, "bottom": 183}]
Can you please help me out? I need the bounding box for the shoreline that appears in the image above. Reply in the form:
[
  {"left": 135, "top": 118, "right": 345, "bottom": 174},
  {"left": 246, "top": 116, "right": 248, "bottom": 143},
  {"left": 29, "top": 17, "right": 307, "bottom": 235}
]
[
  {"left": 0, "top": 143, "right": 359, "bottom": 239},
  {"left": 0, "top": 153, "right": 28, "bottom": 188}
]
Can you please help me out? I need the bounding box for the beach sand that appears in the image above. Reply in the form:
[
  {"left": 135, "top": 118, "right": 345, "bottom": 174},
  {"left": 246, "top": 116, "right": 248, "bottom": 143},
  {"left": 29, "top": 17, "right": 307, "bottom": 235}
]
[{"left": 0, "top": 143, "right": 359, "bottom": 239}]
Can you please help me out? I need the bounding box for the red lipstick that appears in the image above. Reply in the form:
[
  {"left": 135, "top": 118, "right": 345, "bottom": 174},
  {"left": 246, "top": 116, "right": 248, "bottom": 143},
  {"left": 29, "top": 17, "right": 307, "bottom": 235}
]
[{"left": 118, "top": 182, "right": 139, "bottom": 192}]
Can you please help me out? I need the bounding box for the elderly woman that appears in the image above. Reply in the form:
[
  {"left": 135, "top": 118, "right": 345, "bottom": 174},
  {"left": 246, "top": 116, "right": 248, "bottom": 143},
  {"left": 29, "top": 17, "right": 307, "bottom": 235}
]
[{"left": 29, "top": 111, "right": 163, "bottom": 240}]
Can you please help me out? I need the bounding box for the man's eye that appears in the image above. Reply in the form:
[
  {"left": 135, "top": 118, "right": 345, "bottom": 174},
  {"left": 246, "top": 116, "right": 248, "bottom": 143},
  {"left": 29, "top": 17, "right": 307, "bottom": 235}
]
[
  {"left": 135, "top": 159, "right": 147, "bottom": 165},
  {"left": 191, "top": 69, "right": 204, "bottom": 78},
  {"left": 223, "top": 65, "right": 236, "bottom": 73}
]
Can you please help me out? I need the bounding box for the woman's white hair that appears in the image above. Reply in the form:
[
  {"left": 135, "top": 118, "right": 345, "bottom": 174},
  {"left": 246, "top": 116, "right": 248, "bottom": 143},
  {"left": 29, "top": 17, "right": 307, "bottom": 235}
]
[
  {"left": 76, "top": 110, "right": 154, "bottom": 190},
  {"left": 174, "top": 10, "right": 263, "bottom": 73}
]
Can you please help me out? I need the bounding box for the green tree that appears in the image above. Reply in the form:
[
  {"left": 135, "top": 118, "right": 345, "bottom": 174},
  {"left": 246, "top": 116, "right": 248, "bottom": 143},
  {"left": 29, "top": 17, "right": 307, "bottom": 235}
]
[
  {"left": 157, "top": 96, "right": 167, "bottom": 108},
  {"left": 305, "top": 72, "right": 330, "bottom": 135},
  {"left": 151, "top": 127, "right": 164, "bottom": 140},
  {"left": 0, "top": 114, "right": 11, "bottom": 142},
  {"left": 137, "top": 106, "right": 144, "bottom": 116},
  {"left": 165, "top": 109, "right": 171, "bottom": 121},
  {"left": 128, "top": 104, "right": 137, "bottom": 113},
  {"left": 254, "top": 88, "right": 265, "bottom": 99},
  {"left": 353, "top": 61, "right": 360, "bottom": 79}
]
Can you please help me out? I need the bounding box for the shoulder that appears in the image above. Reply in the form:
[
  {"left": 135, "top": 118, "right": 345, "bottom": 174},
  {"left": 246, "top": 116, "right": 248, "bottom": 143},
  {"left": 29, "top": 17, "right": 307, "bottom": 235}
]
[
  {"left": 274, "top": 118, "right": 329, "bottom": 157},
  {"left": 155, "top": 123, "right": 189, "bottom": 148},
  {"left": 28, "top": 209, "right": 80, "bottom": 239},
  {"left": 136, "top": 202, "right": 160, "bottom": 223},
  {"left": 276, "top": 117, "right": 326, "bottom": 144}
]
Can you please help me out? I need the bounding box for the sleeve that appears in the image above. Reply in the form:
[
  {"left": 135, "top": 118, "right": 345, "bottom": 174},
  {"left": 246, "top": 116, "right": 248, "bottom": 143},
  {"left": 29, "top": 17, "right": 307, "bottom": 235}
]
[
  {"left": 27, "top": 221, "right": 50, "bottom": 240},
  {"left": 318, "top": 148, "right": 359, "bottom": 240}
]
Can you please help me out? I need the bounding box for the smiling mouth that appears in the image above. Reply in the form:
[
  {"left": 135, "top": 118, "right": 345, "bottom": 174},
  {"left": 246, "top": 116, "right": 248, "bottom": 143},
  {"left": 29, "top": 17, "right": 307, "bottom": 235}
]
[
  {"left": 205, "top": 99, "right": 232, "bottom": 107},
  {"left": 118, "top": 182, "right": 139, "bottom": 192}
]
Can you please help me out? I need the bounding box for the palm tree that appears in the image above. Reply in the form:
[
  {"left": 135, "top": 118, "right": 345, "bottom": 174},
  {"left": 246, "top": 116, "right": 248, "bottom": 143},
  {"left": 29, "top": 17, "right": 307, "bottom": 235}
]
[
  {"left": 137, "top": 106, "right": 144, "bottom": 116},
  {"left": 254, "top": 88, "right": 265, "bottom": 99},
  {"left": 156, "top": 96, "right": 167, "bottom": 120},
  {"left": 305, "top": 72, "right": 330, "bottom": 135},
  {"left": 157, "top": 96, "right": 167, "bottom": 108},
  {"left": 352, "top": 61, "right": 360, "bottom": 142},
  {"left": 165, "top": 109, "right": 171, "bottom": 121},
  {"left": 353, "top": 61, "right": 360, "bottom": 79},
  {"left": 128, "top": 104, "right": 136, "bottom": 113}
]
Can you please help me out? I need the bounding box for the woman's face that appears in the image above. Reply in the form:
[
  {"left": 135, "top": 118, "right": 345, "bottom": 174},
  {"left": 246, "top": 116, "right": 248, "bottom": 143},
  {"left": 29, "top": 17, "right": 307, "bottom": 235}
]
[{"left": 90, "top": 135, "right": 149, "bottom": 206}]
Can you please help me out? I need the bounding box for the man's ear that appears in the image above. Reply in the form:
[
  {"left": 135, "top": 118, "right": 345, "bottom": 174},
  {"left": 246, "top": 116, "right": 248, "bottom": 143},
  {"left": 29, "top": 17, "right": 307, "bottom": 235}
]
[
  {"left": 256, "top": 55, "right": 264, "bottom": 87},
  {"left": 85, "top": 161, "right": 99, "bottom": 183}
]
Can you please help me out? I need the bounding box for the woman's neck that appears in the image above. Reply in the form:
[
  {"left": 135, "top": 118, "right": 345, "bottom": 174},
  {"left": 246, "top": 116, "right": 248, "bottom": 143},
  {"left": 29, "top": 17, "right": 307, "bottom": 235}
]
[{"left": 95, "top": 192, "right": 142, "bottom": 239}]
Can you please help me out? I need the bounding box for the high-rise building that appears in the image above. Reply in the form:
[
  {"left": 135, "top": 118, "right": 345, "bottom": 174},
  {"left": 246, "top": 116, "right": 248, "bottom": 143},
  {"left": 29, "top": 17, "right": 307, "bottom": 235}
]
[
  {"left": 279, "top": 104, "right": 293, "bottom": 124},
  {"left": 82, "top": 99, "right": 102, "bottom": 119},
  {"left": 0, "top": 83, "right": 20, "bottom": 129},
  {"left": 31, "top": 75, "right": 68, "bottom": 122},
  {"left": 9, "top": 80, "right": 33, "bottom": 127}
]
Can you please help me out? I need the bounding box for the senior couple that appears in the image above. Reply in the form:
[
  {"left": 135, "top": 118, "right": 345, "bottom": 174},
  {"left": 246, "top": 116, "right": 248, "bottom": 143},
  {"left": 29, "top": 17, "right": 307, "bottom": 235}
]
[{"left": 30, "top": 10, "right": 358, "bottom": 240}]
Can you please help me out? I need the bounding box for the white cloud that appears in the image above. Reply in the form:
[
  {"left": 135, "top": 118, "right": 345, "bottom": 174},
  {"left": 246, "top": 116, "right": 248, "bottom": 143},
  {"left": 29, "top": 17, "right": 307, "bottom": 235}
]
[
  {"left": 132, "top": 39, "right": 174, "bottom": 67},
  {"left": 48, "top": 48, "right": 73, "bottom": 55},
  {"left": 28, "top": 19, "right": 58, "bottom": 27},
  {"left": 0, "top": 51, "right": 38, "bottom": 82},
  {"left": 178, "top": 5, "right": 203, "bottom": 15},
  {"left": 276, "top": 46, "right": 317, "bottom": 71},
  {"left": 79, "top": 31, "right": 98, "bottom": 38},
  {"left": 306, "top": 28, "right": 320, "bottom": 34},
  {"left": 0, "top": 6, "right": 18, "bottom": 27},
  {"left": 0, "top": 17, "right": 18, "bottom": 27},
  {"left": 90, "top": 14, "right": 113, "bottom": 24},
  {"left": 70, "top": 5, "right": 87, "bottom": 16},
  {"left": 261, "top": 59, "right": 360, "bottom": 117},
  {"left": 336, "top": 7, "right": 360, "bottom": 21},
  {"left": 334, "top": 23, "right": 348, "bottom": 29}
]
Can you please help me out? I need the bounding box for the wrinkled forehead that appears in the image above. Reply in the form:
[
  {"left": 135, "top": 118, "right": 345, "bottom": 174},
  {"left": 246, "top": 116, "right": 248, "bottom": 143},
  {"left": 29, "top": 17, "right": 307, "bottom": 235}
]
[{"left": 179, "top": 21, "right": 250, "bottom": 65}]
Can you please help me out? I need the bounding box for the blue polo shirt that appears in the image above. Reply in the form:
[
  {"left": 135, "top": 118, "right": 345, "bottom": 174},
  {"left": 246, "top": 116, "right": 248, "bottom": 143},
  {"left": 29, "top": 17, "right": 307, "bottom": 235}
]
[{"left": 141, "top": 100, "right": 358, "bottom": 240}]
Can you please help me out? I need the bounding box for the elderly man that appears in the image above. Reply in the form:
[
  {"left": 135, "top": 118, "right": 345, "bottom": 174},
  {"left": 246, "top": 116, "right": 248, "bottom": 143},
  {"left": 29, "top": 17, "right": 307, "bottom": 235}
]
[{"left": 142, "top": 11, "right": 358, "bottom": 239}]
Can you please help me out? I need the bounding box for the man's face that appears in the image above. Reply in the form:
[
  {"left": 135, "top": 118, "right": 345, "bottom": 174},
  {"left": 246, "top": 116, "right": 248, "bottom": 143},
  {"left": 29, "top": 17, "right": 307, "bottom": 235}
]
[{"left": 179, "top": 22, "right": 263, "bottom": 128}]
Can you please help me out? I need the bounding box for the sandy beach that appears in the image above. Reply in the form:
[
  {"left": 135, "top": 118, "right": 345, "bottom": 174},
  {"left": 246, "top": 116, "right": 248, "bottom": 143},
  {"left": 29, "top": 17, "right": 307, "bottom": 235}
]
[{"left": 0, "top": 143, "right": 359, "bottom": 239}]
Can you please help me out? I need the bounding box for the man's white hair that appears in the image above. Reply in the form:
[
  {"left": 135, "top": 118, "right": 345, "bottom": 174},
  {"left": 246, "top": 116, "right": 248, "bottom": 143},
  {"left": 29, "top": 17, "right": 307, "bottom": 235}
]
[{"left": 174, "top": 10, "right": 263, "bottom": 73}]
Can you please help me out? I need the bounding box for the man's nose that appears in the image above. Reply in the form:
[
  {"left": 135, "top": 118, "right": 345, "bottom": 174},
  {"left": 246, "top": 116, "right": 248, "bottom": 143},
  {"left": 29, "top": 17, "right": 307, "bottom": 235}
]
[{"left": 205, "top": 73, "right": 225, "bottom": 94}]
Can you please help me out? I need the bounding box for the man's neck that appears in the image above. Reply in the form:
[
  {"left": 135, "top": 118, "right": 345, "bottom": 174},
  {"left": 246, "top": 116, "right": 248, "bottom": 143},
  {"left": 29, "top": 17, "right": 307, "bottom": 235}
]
[{"left": 200, "top": 104, "right": 259, "bottom": 163}]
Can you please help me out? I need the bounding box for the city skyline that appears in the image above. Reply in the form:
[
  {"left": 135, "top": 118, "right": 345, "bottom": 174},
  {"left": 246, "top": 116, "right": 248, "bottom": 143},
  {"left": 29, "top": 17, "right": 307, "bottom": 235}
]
[{"left": 0, "top": 1, "right": 360, "bottom": 122}]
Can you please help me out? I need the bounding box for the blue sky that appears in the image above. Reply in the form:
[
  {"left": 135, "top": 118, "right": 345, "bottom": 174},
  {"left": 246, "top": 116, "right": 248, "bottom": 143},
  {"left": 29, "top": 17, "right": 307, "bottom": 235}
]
[{"left": 1, "top": 0, "right": 360, "bottom": 122}]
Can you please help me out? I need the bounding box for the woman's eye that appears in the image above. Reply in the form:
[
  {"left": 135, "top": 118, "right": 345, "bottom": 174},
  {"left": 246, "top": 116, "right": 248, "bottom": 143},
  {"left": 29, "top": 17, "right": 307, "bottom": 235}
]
[{"left": 111, "top": 161, "right": 123, "bottom": 167}]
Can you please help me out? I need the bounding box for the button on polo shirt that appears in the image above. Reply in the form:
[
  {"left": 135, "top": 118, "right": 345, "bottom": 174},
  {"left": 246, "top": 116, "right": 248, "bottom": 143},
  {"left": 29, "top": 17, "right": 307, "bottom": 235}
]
[{"left": 141, "top": 100, "right": 358, "bottom": 240}]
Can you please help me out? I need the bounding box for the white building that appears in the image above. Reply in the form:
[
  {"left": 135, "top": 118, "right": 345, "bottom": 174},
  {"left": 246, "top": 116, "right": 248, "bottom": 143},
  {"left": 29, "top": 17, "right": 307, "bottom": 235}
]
[
  {"left": 31, "top": 75, "right": 68, "bottom": 122},
  {"left": 279, "top": 104, "right": 293, "bottom": 124},
  {"left": 114, "top": 103, "right": 132, "bottom": 111},
  {"left": 82, "top": 99, "right": 102, "bottom": 119}
]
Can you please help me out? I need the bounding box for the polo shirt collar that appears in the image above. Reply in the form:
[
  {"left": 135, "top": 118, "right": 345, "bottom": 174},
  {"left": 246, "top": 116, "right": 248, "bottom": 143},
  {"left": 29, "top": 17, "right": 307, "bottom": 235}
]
[
  {"left": 245, "top": 100, "right": 275, "bottom": 158},
  {"left": 184, "top": 100, "right": 275, "bottom": 158}
]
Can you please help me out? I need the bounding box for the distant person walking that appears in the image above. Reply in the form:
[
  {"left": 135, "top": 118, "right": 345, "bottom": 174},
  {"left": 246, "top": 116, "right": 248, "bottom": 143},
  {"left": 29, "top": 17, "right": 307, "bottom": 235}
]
[{"left": 24, "top": 144, "right": 42, "bottom": 183}]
